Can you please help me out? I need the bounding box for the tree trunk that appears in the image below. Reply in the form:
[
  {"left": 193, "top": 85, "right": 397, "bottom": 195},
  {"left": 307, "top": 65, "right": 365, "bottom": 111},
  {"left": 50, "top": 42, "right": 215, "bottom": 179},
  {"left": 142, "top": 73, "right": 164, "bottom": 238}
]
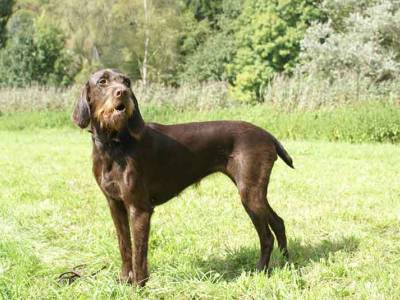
[{"left": 142, "top": 0, "right": 149, "bottom": 87}]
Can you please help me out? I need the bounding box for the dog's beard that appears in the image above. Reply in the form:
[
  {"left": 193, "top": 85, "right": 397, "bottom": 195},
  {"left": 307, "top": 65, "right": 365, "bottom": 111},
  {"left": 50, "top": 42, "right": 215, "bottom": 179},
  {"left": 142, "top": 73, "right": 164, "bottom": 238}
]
[
  {"left": 95, "top": 100, "right": 134, "bottom": 133},
  {"left": 100, "top": 113, "right": 127, "bottom": 132}
]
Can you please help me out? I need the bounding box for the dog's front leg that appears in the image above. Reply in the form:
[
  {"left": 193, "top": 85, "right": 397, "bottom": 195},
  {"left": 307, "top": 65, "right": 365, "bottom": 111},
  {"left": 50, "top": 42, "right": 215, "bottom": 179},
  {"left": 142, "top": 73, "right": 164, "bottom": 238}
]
[
  {"left": 129, "top": 205, "right": 152, "bottom": 287},
  {"left": 106, "top": 197, "right": 133, "bottom": 283}
]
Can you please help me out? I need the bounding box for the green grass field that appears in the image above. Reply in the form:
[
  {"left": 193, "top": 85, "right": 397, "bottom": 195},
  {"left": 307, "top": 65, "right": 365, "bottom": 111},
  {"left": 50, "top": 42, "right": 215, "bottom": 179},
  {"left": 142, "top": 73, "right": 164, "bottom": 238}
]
[{"left": 1, "top": 129, "right": 399, "bottom": 299}]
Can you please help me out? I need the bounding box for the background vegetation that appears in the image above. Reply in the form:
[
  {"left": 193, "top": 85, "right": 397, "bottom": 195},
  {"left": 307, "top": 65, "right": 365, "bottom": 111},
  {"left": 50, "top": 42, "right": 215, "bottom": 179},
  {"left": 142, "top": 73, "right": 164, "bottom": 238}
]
[
  {"left": 1, "top": 1, "right": 400, "bottom": 298},
  {"left": 0, "top": 0, "right": 399, "bottom": 103},
  {"left": 1, "top": 0, "right": 399, "bottom": 143}
]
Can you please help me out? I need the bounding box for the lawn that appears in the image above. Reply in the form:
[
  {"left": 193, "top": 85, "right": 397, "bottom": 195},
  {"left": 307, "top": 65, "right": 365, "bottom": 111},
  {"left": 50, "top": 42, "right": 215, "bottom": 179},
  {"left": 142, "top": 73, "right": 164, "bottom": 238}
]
[{"left": 0, "top": 129, "right": 399, "bottom": 299}]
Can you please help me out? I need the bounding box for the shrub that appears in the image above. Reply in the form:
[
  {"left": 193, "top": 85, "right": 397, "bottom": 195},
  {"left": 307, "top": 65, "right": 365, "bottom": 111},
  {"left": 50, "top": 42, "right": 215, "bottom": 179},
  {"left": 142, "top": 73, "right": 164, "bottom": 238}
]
[
  {"left": 299, "top": 0, "right": 400, "bottom": 82},
  {"left": 33, "top": 17, "right": 76, "bottom": 86},
  {"left": 0, "top": 12, "right": 75, "bottom": 87},
  {"left": 227, "top": 0, "right": 322, "bottom": 102},
  {"left": 179, "top": 0, "right": 323, "bottom": 103}
]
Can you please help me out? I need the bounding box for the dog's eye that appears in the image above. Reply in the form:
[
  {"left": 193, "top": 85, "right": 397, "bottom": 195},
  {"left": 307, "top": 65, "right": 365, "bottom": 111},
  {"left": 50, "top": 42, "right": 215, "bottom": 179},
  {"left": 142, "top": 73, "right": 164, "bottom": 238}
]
[
  {"left": 98, "top": 78, "right": 107, "bottom": 86},
  {"left": 123, "top": 78, "right": 131, "bottom": 87}
]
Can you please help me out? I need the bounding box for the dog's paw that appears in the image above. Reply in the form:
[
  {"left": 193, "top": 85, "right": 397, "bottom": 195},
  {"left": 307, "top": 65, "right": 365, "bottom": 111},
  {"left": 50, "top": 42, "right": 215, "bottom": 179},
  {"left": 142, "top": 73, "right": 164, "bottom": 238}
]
[
  {"left": 134, "top": 275, "right": 149, "bottom": 288},
  {"left": 118, "top": 270, "right": 133, "bottom": 285}
]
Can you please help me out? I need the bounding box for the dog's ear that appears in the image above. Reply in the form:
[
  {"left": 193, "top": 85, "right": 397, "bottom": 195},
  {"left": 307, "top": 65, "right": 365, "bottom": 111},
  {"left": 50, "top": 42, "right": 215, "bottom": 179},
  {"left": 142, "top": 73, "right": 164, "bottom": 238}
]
[{"left": 72, "top": 82, "right": 91, "bottom": 129}]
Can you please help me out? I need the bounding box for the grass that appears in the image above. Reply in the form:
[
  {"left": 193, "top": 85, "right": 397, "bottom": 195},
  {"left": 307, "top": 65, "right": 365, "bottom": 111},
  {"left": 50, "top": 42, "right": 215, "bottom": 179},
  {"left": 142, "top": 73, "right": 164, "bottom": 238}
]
[
  {"left": 1, "top": 129, "right": 399, "bottom": 299},
  {"left": 1, "top": 75, "right": 399, "bottom": 113},
  {"left": 1, "top": 79, "right": 399, "bottom": 144},
  {"left": 1, "top": 101, "right": 400, "bottom": 143}
]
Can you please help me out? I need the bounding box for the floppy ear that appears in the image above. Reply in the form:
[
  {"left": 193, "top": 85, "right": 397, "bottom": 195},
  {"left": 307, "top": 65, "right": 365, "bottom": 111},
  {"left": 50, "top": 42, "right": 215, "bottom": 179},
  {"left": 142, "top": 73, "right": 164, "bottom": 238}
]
[{"left": 72, "top": 82, "right": 91, "bottom": 128}]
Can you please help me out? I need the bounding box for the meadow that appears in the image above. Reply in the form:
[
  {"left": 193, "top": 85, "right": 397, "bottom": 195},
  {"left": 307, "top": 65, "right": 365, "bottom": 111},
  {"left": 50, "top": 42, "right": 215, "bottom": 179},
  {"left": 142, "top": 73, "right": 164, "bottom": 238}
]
[
  {"left": 0, "top": 106, "right": 399, "bottom": 298},
  {"left": 2, "top": 0, "right": 400, "bottom": 298},
  {"left": 1, "top": 81, "right": 399, "bottom": 144}
]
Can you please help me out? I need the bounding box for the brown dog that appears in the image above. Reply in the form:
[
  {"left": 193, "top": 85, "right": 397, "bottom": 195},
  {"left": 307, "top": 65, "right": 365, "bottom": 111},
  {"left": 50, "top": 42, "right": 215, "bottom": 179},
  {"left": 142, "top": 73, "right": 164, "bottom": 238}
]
[{"left": 72, "top": 69, "right": 294, "bottom": 287}]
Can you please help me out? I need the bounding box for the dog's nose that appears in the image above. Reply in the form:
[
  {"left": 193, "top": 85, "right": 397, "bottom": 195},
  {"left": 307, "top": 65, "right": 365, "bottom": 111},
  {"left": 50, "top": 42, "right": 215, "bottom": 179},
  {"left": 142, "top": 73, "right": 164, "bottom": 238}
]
[{"left": 115, "top": 88, "right": 128, "bottom": 98}]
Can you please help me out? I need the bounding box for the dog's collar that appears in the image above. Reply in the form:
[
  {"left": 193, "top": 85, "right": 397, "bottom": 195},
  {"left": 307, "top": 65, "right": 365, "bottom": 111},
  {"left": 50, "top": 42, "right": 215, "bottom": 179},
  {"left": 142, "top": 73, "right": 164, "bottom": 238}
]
[{"left": 89, "top": 130, "right": 121, "bottom": 147}]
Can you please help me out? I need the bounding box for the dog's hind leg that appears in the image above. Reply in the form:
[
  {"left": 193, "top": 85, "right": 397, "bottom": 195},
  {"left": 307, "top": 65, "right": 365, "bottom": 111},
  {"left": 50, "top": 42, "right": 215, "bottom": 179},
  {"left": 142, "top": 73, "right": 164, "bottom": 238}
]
[
  {"left": 227, "top": 146, "right": 283, "bottom": 271},
  {"left": 238, "top": 184, "right": 274, "bottom": 271},
  {"left": 267, "top": 202, "right": 289, "bottom": 259}
]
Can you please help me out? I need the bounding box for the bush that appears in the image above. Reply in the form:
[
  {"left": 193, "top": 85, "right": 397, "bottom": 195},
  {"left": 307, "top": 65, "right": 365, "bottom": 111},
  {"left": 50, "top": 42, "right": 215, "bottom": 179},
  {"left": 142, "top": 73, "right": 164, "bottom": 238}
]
[
  {"left": 33, "top": 17, "right": 76, "bottom": 86},
  {"left": 0, "top": 12, "right": 75, "bottom": 87},
  {"left": 299, "top": 0, "right": 400, "bottom": 82},
  {"left": 227, "top": 0, "right": 322, "bottom": 102}
]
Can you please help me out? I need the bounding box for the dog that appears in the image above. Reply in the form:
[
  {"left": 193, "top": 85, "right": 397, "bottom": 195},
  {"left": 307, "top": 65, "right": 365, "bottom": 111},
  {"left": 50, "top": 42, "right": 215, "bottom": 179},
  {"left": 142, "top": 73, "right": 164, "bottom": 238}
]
[{"left": 72, "top": 69, "right": 294, "bottom": 287}]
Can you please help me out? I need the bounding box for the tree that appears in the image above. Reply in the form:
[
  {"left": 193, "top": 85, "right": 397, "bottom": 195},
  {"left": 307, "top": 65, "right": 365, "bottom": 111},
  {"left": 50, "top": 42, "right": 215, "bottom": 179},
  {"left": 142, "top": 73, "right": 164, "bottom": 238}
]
[
  {"left": 227, "top": 0, "right": 322, "bottom": 102},
  {"left": 0, "top": 0, "right": 14, "bottom": 47},
  {"left": 0, "top": 10, "right": 75, "bottom": 86},
  {"left": 33, "top": 16, "right": 75, "bottom": 85},
  {"left": 183, "top": 0, "right": 223, "bottom": 25},
  {"left": 44, "top": 0, "right": 185, "bottom": 84},
  {"left": 178, "top": 0, "right": 241, "bottom": 83},
  {"left": 110, "top": 0, "right": 184, "bottom": 83},
  {"left": 0, "top": 10, "right": 36, "bottom": 86}
]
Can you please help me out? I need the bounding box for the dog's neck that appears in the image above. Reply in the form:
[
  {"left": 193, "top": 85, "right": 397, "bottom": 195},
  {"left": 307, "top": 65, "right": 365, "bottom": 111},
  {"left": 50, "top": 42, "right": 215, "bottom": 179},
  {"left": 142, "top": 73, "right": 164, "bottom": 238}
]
[
  {"left": 90, "top": 108, "right": 146, "bottom": 151},
  {"left": 127, "top": 108, "right": 146, "bottom": 140}
]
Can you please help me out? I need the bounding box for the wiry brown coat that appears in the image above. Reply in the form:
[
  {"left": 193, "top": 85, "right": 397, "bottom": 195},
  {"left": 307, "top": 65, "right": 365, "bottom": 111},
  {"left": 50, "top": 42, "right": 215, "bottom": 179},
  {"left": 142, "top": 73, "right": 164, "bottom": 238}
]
[{"left": 72, "top": 69, "right": 294, "bottom": 287}]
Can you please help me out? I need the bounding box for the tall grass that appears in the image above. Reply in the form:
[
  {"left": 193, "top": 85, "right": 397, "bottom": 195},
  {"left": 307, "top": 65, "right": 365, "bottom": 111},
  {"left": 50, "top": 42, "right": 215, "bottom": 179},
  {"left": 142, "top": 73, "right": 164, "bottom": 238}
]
[
  {"left": 263, "top": 74, "right": 400, "bottom": 110},
  {"left": 0, "top": 82, "right": 231, "bottom": 113},
  {"left": 1, "top": 75, "right": 399, "bottom": 113},
  {"left": 0, "top": 77, "right": 399, "bottom": 143},
  {"left": 0, "top": 85, "right": 78, "bottom": 113}
]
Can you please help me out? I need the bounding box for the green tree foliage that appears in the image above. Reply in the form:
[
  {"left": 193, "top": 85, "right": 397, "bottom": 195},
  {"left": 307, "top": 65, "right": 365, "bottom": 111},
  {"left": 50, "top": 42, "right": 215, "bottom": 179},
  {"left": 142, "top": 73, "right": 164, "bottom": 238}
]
[
  {"left": 46, "top": 0, "right": 185, "bottom": 83},
  {"left": 33, "top": 17, "right": 76, "bottom": 86},
  {"left": 178, "top": 0, "right": 241, "bottom": 82},
  {"left": 110, "top": 0, "right": 184, "bottom": 83},
  {"left": 0, "top": 11, "right": 75, "bottom": 86},
  {"left": 183, "top": 0, "right": 223, "bottom": 25},
  {"left": 2, "top": 0, "right": 398, "bottom": 99},
  {"left": 178, "top": 32, "right": 235, "bottom": 82},
  {"left": 179, "top": 0, "right": 322, "bottom": 102},
  {"left": 0, "top": 10, "right": 36, "bottom": 86},
  {"left": 0, "top": 0, "right": 14, "bottom": 47},
  {"left": 227, "top": 0, "right": 322, "bottom": 102}
]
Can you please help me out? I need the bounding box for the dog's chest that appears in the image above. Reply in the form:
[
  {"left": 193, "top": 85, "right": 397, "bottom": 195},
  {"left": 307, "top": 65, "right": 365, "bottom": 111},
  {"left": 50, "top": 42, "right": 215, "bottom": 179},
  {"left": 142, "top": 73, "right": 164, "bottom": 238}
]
[{"left": 99, "top": 161, "right": 133, "bottom": 200}]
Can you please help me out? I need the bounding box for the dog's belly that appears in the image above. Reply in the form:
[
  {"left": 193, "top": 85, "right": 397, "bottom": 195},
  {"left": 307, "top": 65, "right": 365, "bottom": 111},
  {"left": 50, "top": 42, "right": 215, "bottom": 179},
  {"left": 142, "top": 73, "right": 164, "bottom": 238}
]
[
  {"left": 150, "top": 184, "right": 188, "bottom": 205},
  {"left": 148, "top": 168, "right": 219, "bottom": 206}
]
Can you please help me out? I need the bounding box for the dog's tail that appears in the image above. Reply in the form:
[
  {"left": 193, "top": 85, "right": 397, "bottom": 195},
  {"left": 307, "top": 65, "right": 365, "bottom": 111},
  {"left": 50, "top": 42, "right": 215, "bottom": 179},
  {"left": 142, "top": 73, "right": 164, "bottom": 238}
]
[{"left": 273, "top": 137, "right": 294, "bottom": 169}]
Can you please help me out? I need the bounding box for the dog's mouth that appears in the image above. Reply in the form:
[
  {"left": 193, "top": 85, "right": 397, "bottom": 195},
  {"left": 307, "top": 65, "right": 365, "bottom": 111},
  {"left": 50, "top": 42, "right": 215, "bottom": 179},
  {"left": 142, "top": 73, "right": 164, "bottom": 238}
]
[{"left": 114, "top": 103, "right": 126, "bottom": 113}]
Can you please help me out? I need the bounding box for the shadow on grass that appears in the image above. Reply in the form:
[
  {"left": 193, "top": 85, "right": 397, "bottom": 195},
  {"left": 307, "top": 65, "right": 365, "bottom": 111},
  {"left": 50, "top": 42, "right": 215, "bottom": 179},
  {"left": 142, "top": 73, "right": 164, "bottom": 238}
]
[{"left": 193, "top": 235, "right": 360, "bottom": 281}]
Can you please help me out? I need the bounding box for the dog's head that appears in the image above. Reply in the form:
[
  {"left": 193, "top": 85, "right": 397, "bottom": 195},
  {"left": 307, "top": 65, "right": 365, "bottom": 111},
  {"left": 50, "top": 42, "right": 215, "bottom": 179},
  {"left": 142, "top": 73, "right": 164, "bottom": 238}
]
[{"left": 72, "top": 69, "right": 137, "bottom": 133}]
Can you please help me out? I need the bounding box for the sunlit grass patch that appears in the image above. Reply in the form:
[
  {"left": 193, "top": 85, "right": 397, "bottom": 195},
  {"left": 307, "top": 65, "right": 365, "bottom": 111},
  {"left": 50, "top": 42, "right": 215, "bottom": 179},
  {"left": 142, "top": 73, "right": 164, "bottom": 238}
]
[{"left": 0, "top": 130, "right": 399, "bottom": 299}]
